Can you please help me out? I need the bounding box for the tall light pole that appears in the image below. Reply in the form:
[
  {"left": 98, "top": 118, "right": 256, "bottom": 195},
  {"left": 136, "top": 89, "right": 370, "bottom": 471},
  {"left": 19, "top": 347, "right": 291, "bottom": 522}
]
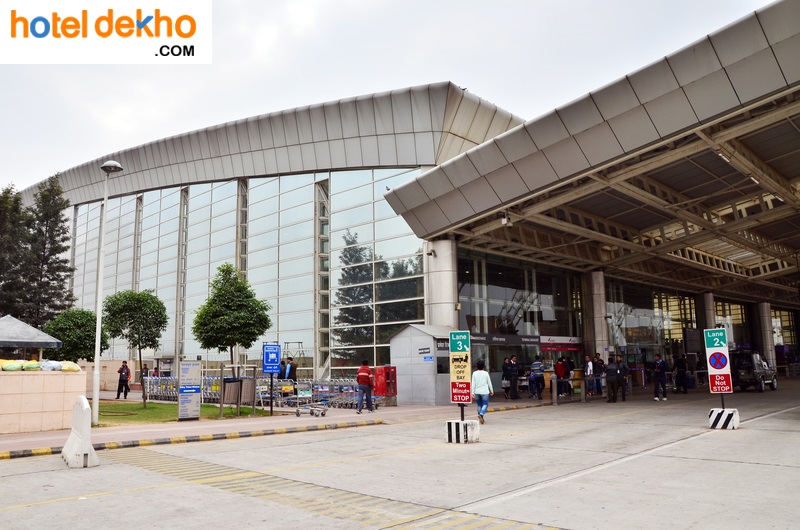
[{"left": 92, "top": 160, "right": 123, "bottom": 425}]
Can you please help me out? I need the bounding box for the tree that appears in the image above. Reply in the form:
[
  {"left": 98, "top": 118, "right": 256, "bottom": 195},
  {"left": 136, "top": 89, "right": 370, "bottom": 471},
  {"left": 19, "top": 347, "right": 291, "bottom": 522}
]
[
  {"left": 331, "top": 230, "right": 374, "bottom": 365},
  {"left": 23, "top": 176, "right": 75, "bottom": 328},
  {"left": 192, "top": 263, "right": 272, "bottom": 373},
  {"left": 43, "top": 308, "right": 109, "bottom": 363},
  {"left": 103, "top": 290, "right": 169, "bottom": 407},
  {"left": 0, "top": 185, "right": 32, "bottom": 319}
]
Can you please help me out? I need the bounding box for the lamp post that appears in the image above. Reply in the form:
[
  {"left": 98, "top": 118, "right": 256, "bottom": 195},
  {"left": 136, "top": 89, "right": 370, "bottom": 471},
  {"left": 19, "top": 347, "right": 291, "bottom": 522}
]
[{"left": 92, "top": 160, "right": 123, "bottom": 425}]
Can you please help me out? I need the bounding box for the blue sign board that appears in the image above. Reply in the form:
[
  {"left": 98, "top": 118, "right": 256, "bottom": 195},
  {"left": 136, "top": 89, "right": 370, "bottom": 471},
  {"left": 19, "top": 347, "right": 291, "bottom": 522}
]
[
  {"left": 262, "top": 343, "right": 282, "bottom": 374},
  {"left": 423, "top": 355, "right": 434, "bottom": 362}
]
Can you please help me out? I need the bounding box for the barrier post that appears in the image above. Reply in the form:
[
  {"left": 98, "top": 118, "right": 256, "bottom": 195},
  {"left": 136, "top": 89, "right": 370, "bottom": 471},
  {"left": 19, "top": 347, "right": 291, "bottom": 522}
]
[
  {"left": 61, "top": 395, "right": 99, "bottom": 468},
  {"left": 551, "top": 374, "right": 558, "bottom": 406}
]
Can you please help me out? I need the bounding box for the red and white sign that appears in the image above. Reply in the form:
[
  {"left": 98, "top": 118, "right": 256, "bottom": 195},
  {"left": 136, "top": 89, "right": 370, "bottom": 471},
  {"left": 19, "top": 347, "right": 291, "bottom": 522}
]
[
  {"left": 709, "top": 373, "right": 732, "bottom": 393},
  {"left": 704, "top": 328, "right": 732, "bottom": 394},
  {"left": 451, "top": 382, "right": 471, "bottom": 403}
]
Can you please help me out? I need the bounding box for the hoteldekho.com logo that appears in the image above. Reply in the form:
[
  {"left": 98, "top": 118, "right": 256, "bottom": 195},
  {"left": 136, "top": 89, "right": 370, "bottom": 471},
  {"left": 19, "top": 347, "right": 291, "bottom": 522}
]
[{"left": 1, "top": 0, "right": 211, "bottom": 64}]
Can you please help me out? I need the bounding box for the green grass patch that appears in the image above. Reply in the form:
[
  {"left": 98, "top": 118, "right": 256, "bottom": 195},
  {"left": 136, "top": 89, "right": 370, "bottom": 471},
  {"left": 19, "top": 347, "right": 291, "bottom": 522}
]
[{"left": 97, "top": 400, "right": 271, "bottom": 426}]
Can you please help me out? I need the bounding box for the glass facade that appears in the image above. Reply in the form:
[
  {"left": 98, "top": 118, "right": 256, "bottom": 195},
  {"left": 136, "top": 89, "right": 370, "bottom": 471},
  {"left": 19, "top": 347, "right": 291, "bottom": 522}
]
[
  {"left": 457, "top": 252, "right": 583, "bottom": 373},
  {"left": 69, "top": 168, "right": 424, "bottom": 375},
  {"left": 605, "top": 281, "right": 697, "bottom": 368}
]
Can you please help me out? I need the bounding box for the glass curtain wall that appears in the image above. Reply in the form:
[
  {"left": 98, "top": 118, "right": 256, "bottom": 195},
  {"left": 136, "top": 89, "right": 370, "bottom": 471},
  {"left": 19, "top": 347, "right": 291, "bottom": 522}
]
[
  {"left": 69, "top": 167, "right": 424, "bottom": 372},
  {"left": 605, "top": 281, "right": 696, "bottom": 367},
  {"left": 714, "top": 300, "right": 749, "bottom": 348},
  {"left": 328, "top": 168, "right": 424, "bottom": 369},
  {"left": 457, "top": 252, "right": 583, "bottom": 372},
  {"left": 771, "top": 308, "right": 798, "bottom": 364}
]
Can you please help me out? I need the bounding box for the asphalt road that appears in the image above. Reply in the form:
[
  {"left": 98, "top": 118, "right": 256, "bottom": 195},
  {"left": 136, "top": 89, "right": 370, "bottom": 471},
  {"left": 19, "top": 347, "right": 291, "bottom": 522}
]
[{"left": 1, "top": 381, "right": 798, "bottom": 529}]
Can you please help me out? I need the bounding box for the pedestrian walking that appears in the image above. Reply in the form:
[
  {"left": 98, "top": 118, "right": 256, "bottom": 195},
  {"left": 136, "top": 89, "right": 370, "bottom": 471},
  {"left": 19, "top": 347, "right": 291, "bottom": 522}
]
[
  {"left": 530, "top": 356, "right": 545, "bottom": 399},
  {"left": 471, "top": 359, "right": 493, "bottom": 424},
  {"left": 653, "top": 353, "right": 668, "bottom": 401}
]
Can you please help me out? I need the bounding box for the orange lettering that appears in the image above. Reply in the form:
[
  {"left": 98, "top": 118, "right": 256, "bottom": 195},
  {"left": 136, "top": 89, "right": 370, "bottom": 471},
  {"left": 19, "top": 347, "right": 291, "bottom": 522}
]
[{"left": 10, "top": 10, "right": 29, "bottom": 38}]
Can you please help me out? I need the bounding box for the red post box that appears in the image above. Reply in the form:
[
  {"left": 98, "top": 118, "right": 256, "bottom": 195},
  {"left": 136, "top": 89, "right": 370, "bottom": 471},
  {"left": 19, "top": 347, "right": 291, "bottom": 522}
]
[{"left": 373, "top": 365, "right": 397, "bottom": 396}]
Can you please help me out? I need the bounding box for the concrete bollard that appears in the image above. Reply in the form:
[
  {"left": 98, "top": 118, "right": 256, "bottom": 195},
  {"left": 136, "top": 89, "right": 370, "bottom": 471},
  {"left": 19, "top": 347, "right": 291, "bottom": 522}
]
[
  {"left": 61, "top": 395, "right": 99, "bottom": 468},
  {"left": 708, "top": 408, "right": 739, "bottom": 430},
  {"left": 445, "top": 420, "right": 480, "bottom": 443}
]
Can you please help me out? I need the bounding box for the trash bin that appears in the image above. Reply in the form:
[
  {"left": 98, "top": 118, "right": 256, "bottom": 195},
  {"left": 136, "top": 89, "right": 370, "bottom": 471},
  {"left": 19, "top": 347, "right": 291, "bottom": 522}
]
[{"left": 223, "top": 377, "right": 241, "bottom": 404}]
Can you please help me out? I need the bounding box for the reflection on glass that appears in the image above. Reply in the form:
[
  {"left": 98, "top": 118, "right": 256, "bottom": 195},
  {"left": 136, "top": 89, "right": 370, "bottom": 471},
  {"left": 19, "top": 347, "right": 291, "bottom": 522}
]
[
  {"left": 331, "top": 222, "right": 372, "bottom": 249},
  {"left": 375, "top": 234, "right": 422, "bottom": 260},
  {"left": 330, "top": 264, "right": 373, "bottom": 287},
  {"left": 331, "top": 325, "right": 374, "bottom": 347},
  {"left": 281, "top": 185, "right": 313, "bottom": 209},
  {"left": 375, "top": 300, "right": 423, "bottom": 323},
  {"left": 376, "top": 256, "right": 422, "bottom": 280},
  {"left": 376, "top": 278, "right": 423, "bottom": 302},
  {"left": 330, "top": 347, "right": 374, "bottom": 368}
]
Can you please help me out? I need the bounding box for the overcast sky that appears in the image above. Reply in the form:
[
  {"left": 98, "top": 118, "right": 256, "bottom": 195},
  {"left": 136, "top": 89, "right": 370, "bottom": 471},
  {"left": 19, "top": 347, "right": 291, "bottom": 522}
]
[{"left": 3, "top": 0, "right": 773, "bottom": 192}]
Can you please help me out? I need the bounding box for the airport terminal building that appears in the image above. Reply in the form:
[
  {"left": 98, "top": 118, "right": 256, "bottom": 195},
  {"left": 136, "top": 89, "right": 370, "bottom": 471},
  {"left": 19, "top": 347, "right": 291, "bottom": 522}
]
[{"left": 22, "top": 0, "right": 800, "bottom": 379}]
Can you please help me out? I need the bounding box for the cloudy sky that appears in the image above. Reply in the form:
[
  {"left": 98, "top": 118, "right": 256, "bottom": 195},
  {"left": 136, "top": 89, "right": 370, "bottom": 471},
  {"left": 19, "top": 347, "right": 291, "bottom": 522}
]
[{"left": 3, "top": 0, "right": 772, "bottom": 192}]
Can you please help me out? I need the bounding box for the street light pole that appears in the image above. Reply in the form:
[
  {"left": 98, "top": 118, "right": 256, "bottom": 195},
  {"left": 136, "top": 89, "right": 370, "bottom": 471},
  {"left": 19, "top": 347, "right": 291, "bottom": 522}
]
[{"left": 92, "top": 160, "right": 123, "bottom": 425}]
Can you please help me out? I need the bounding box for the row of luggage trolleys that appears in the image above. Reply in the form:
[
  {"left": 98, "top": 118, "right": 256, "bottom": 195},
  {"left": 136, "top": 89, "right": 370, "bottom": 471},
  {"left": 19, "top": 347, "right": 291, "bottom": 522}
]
[
  {"left": 258, "top": 378, "right": 381, "bottom": 417},
  {"left": 144, "top": 376, "right": 380, "bottom": 416}
]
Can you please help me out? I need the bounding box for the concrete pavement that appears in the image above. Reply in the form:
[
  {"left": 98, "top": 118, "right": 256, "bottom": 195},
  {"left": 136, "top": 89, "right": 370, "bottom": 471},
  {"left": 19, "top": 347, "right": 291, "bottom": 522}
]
[{"left": 1, "top": 381, "right": 798, "bottom": 528}]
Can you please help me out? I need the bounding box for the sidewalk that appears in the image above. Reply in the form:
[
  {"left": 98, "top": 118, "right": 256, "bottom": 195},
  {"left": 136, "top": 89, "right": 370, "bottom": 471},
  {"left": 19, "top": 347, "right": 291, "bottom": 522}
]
[{"left": 0, "top": 390, "right": 544, "bottom": 458}]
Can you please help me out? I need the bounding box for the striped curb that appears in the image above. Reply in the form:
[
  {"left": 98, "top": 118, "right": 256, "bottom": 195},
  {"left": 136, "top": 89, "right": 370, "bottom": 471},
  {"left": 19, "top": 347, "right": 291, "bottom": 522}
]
[{"left": 0, "top": 419, "right": 383, "bottom": 460}]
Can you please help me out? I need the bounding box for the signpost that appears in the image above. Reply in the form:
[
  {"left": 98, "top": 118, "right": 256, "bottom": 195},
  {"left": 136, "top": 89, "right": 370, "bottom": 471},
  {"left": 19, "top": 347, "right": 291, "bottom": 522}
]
[
  {"left": 262, "top": 343, "right": 281, "bottom": 416},
  {"left": 449, "top": 331, "right": 472, "bottom": 421},
  {"left": 178, "top": 360, "right": 202, "bottom": 421},
  {"left": 704, "top": 328, "right": 732, "bottom": 408}
]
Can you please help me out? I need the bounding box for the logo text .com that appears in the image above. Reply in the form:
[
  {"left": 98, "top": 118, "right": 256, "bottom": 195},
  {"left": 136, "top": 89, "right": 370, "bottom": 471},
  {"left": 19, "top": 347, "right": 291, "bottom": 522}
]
[{"left": 10, "top": 9, "right": 196, "bottom": 38}]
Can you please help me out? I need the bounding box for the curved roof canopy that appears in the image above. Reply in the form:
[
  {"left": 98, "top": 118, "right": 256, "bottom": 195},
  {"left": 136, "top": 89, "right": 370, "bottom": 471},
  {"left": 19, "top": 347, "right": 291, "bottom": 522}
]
[
  {"left": 22, "top": 82, "right": 523, "bottom": 207},
  {"left": 386, "top": 0, "right": 800, "bottom": 309}
]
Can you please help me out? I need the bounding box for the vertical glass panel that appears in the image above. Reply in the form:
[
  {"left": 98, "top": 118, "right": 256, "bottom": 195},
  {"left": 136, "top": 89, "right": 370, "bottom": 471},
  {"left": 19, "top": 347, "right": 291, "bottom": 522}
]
[
  {"left": 376, "top": 256, "right": 422, "bottom": 280},
  {"left": 330, "top": 203, "right": 372, "bottom": 229},
  {"left": 280, "top": 239, "right": 313, "bottom": 260},
  {"left": 280, "top": 173, "right": 314, "bottom": 193},
  {"left": 374, "top": 217, "right": 413, "bottom": 240},
  {"left": 375, "top": 278, "right": 423, "bottom": 302},
  {"left": 280, "top": 185, "right": 314, "bottom": 209},
  {"left": 331, "top": 223, "right": 372, "bottom": 249},
  {"left": 280, "top": 220, "right": 314, "bottom": 242},
  {"left": 374, "top": 235, "right": 422, "bottom": 259},
  {"left": 279, "top": 256, "right": 314, "bottom": 277},
  {"left": 279, "top": 275, "right": 313, "bottom": 295},
  {"left": 280, "top": 204, "right": 313, "bottom": 226},
  {"left": 375, "top": 299, "right": 424, "bottom": 323},
  {"left": 331, "top": 184, "right": 373, "bottom": 211},
  {"left": 330, "top": 170, "right": 373, "bottom": 193},
  {"left": 331, "top": 242, "right": 373, "bottom": 268}
]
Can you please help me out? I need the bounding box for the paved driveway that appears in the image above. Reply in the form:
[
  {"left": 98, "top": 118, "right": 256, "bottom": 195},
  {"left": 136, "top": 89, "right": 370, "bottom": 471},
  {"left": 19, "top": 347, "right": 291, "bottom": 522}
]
[{"left": 1, "top": 382, "right": 798, "bottom": 529}]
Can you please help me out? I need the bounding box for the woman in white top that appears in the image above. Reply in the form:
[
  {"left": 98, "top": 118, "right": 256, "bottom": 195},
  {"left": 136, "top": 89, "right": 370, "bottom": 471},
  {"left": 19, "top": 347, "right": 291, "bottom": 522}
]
[{"left": 471, "top": 359, "right": 494, "bottom": 424}]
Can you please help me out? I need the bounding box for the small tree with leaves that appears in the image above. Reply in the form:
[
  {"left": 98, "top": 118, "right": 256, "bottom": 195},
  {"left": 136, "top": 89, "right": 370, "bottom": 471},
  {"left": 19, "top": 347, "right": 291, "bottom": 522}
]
[
  {"left": 43, "top": 308, "right": 109, "bottom": 363},
  {"left": 103, "top": 290, "right": 168, "bottom": 407},
  {"left": 192, "top": 263, "right": 272, "bottom": 375}
]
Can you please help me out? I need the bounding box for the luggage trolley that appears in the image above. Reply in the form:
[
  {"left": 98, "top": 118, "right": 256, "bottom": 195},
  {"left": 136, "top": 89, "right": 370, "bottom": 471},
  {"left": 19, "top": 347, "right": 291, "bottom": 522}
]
[{"left": 293, "top": 379, "right": 328, "bottom": 417}]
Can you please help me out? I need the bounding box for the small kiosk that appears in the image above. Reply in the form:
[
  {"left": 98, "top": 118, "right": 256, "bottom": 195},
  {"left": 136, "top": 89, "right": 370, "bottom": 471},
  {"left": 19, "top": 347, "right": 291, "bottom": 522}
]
[{"left": 389, "top": 324, "right": 456, "bottom": 406}]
